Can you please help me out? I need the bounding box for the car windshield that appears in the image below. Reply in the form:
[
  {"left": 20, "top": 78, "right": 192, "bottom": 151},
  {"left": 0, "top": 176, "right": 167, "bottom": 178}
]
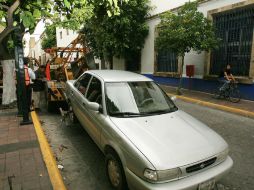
[{"left": 105, "top": 81, "right": 177, "bottom": 117}]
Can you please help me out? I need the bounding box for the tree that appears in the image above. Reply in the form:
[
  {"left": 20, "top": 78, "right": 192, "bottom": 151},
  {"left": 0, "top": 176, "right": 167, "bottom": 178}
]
[
  {"left": 81, "top": 0, "right": 151, "bottom": 69},
  {"left": 155, "top": 1, "right": 220, "bottom": 94},
  {"left": 0, "top": 0, "right": 128, "bottom": 122},
  {"left": 0, "top": 0, "right": 129, "bottom": 60},
  {"left": 41, "top": 24, "right": 57, "bottom": 50}
]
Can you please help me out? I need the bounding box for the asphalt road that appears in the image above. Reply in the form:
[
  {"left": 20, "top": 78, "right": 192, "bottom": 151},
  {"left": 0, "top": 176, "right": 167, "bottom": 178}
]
[{"left": 39, "top": 99, "right": 254, "bottom": 190}]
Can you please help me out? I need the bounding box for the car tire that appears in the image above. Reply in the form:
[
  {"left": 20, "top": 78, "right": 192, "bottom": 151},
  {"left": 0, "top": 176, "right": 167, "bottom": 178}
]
[{"left": 105, "top": 153, "right": 128, "bottom": 190}]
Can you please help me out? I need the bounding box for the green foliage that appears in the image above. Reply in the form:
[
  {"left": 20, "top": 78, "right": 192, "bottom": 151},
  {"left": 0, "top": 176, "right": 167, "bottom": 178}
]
[
  {"left": 81, "top": 0, "right": 150, "bottom": 63},
  {"left": 20, "top": 11, "right": 36, "bottom": 29},
  {"left": 41, "top": 24, "right": 57, "bottom": 50},
  {"left": 52, "top": 3, "right": 94, "bottom": 31},
  {"left": 0, "top": 0, "right": 129, "bottom": 39},
  {"left": 7, "top": 37, "right": 14, "bottom": 53},
  {"left": 0, "top": 0, "right": 131, "bottom": 59},
  {"left": 155, "top": 1, "right": 220, "bottom": 57}
]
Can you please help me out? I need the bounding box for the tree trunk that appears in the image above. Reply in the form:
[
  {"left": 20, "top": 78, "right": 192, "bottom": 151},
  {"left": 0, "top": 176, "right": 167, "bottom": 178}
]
[
  {"left": 0, "top": 26, "right": 16, "bottom": 45},
  {"left": 100, "top": 58, "right": 106, "bottom": 69},
  {"left": 176, "top": 56, "right": 185, "bottom": 95},
  {"left": 0, "top": 37, "right": 13, "bottom": 60},
  {"left": 109, "top": 56, "right": 113, "bottom": 70},
  {"left": 0, "top": 0, "right": 20, "bottom": 44},
  {"left": 1, "top": 59, "right": 16, "bottom": 105}
]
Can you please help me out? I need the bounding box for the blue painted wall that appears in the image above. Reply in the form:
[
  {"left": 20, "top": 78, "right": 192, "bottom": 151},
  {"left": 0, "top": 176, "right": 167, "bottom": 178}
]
[{"left": 144, "top": 74, "right": 254, "bottom": 101}]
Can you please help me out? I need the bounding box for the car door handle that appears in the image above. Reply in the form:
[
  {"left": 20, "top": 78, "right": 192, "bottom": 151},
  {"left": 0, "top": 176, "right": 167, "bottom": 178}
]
[
  {"left": 82, "top": 102, "right": 86, "bottom": 107},
  {"left": 70, "top": 91, "right": 74, "bottom": 96}
]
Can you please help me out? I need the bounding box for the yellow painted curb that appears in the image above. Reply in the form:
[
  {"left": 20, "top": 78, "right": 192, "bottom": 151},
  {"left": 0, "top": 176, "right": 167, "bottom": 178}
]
[
  {"left": 31, "top": 111, "right": 67, "bottom": 190},
  {"left": 167, "top": 93, "right": 254, "bottom": 119}
]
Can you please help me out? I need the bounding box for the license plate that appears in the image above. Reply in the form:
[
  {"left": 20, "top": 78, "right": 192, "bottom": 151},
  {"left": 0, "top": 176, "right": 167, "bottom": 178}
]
[{"left": 198, "top": 179, "right": 215, "bottom": 190}]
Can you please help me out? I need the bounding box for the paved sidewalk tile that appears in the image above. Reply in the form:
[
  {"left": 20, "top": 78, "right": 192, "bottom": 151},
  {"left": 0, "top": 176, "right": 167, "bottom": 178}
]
[{"left": 0, "top": 109, "right": 53, "bottom": 190}]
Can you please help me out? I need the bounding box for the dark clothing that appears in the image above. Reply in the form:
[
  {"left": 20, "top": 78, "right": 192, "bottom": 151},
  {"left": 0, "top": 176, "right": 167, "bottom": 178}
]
[
  {"left": 33, "top": 70, "right": 45, "bottom": 92},
  {"left": 219, "top": 68, "right": 231, "bottom": 78},
  {"left": 35, "top": 69, "right": 45, "bottom": 79},
  {"left": 224, "top": 68, "right": 231, "bottom": 75},
  {"left": 26, "top": 85, "right": 32, "bottom": 112},
  {"left": 32, "top": 80, "right": 45, "bottom": 91}
]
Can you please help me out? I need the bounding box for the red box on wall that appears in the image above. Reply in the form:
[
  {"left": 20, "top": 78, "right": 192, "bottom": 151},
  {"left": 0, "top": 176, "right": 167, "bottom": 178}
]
[{"left": 186, "top": 65, "right": 195, "bottom": 77}]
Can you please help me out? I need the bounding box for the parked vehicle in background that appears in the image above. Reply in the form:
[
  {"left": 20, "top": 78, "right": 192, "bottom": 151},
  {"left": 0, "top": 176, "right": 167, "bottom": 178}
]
[{"left": 66, "top": 70, "right": 233, "bottom": 190}]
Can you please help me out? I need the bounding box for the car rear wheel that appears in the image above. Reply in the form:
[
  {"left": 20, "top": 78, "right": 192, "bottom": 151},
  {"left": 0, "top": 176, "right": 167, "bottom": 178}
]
[{"left": 105, "top": 153, "right": 128, "bottom": 190}]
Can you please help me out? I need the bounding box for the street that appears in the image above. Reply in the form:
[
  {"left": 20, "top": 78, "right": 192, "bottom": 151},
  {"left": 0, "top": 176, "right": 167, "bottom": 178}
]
[{"left": 39, "top": 99, "right": 254, "bottom": 190}]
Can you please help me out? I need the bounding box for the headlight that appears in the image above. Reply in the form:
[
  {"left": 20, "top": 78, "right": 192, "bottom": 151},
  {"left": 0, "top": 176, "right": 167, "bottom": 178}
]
[
  {"left": 144, "top": 169, "right": 158, "bottom": 181},
  {"left": 157, "top": 168, "right": 181, "bottom": 181},
  {"left": 144, "top": 168, "right": 181, "bottom": 182},
  {"left": 217, "top": 148, "right": 229, "bottom": 163}
]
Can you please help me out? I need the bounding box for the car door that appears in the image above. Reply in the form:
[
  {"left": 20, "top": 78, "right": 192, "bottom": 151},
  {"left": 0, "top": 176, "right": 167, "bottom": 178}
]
[
  {"left": 71, "top": 73, "right": 92, "bottom": 126},
  {"left": 80, "top": 76, "right": 106, "bottom": 147}
]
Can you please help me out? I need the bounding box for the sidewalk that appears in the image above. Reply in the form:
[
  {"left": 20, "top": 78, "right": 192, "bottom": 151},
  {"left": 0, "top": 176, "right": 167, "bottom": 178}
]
[
  {"left": 0, "top": 108, "right": 52, "bottom": 190},
  {"left": 161, "top": 85, "right": 254, "bottom": 118}
]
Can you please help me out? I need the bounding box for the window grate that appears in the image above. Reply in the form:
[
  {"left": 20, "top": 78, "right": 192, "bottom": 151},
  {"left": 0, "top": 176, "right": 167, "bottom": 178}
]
[
  {"left": 210, "top": 5, "right": 254, "bottom": 76},
  {"left": 156, "top": 50, "right": 178, "bottom": 73}
]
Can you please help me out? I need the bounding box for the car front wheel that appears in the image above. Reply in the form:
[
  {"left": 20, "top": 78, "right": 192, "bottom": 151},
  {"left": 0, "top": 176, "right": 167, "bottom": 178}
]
[{"left": 105, "top": 153, "right": 128, "bottom": 190}]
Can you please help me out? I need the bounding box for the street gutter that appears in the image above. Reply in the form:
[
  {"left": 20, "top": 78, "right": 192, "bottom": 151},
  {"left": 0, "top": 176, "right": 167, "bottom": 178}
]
[
  {"left": 167, "top": 93, "right": 254, "bottom": 119},
  {"left": 31, "top": 111, "right": 67, "bottom": 190}
]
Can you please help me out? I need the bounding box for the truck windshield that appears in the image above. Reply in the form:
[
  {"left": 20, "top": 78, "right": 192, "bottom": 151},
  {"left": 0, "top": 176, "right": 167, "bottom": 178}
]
[{"left": 105, "top": 81, "right": 177, "bottom": 117}]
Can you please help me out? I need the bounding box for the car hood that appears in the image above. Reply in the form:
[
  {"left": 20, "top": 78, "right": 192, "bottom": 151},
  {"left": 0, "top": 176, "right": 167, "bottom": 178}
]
[{"left": 110, "top": 110, "right": 228, "bottom": 170}]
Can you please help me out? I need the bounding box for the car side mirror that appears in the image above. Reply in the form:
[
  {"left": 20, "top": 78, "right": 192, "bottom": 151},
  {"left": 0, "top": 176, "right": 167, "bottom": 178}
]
[
  {"left": 87, "top": 102, "right": 100, "bottom": 112},
  {"left": 171, "top": 96, "right": 177, "bottom": 102}
]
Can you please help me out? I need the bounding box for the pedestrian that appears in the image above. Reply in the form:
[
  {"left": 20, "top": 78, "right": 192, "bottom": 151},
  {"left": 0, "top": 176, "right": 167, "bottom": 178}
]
[
  {"left": 33, "top": 65, "right": 46, "bottom": 111},
  {"left": 219, "top": 64, "right": 235, "bottom": 91},
  {"left": 23, "top": 57, "right": 35, "bottom": 112}
]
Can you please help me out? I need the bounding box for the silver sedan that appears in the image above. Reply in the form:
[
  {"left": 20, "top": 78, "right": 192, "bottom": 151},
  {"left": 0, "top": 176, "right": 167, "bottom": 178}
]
[{"left": 66, "top": 70, "right": 233, "bottom": 190}]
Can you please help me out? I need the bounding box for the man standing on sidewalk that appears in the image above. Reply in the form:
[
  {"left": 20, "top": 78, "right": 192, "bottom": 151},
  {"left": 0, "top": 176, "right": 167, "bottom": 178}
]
[
  {"left": 24, "top": 58, "right": 35, "bottom": 112},
  {"left": 33, "top": 65, "right": 46, "bottom": 111}
]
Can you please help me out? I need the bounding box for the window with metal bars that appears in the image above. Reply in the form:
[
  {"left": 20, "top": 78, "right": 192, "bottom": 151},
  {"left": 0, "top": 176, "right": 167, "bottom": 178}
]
[
  {"left": 156, "top": 50, "right": 178, "bottom": 73},
  {"left": 210, "top": 5, "right": 254, "bottom": 76}
]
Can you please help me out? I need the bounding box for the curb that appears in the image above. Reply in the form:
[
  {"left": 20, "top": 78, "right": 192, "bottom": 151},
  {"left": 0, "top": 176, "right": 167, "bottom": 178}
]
[
  {"left": 31, "top": 111, "right": 67, "bottom": 190},
  {"left": 167, "top": 93, "right": 254, "bottom": 119}
]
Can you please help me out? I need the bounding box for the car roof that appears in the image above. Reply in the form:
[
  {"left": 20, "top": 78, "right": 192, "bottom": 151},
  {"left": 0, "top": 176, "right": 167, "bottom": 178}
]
[{"left": 87, "top": 70, "right": 153, "bottom": 82}]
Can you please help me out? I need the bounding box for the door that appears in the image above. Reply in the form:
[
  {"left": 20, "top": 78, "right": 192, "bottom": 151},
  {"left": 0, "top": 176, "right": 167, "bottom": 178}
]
[
  {"left": 79, "top": 76, "right": 105, "bottom": 146},
  {"left": 71, "top": 73, "right": 92, "bottom": 125}
]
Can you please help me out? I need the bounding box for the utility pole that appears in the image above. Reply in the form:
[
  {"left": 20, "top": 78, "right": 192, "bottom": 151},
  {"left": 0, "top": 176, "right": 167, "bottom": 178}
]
[
  {"left": 14, "top": 28, "right": 32, "bottom": 125},
  {"left": 14, "top": 46, "right": 22, "bottom": 116}
]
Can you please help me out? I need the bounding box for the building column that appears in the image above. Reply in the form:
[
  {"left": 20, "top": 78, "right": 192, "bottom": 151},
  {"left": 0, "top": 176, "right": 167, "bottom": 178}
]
[{"left": 249, "top": 31, "right": 254, "bottom": 80}]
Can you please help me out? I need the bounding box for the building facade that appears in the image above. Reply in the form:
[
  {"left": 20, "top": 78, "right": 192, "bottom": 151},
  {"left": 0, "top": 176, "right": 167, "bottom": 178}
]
[
  {"left": 56, "top": 27, "right": 79, "bottom": 47},
  {"left": 113, "top": 0, "right": 254, "bottom": 100}
]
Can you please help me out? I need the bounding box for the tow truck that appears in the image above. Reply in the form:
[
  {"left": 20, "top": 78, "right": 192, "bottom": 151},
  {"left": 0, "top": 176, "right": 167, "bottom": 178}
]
[{"left": 44, "top": 34, "right": 93, "bottom": 111}]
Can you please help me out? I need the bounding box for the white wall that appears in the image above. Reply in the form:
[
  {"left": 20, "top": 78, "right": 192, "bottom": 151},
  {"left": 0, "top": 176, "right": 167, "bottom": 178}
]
[
  {"left": 141, "top": 17, "right": 160, "bottom": 74},
  {"left": 149, "top": 0, "right": 194, "bottom": 16},
  {"left": 150, "top": 0, "right": 246, "bottom": 16},
  {"left": 56, "top": 27, "right": 79, "bottom": 47},
  {"left": 141, "top": 0, "right": 247, "bottom": 77}
]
